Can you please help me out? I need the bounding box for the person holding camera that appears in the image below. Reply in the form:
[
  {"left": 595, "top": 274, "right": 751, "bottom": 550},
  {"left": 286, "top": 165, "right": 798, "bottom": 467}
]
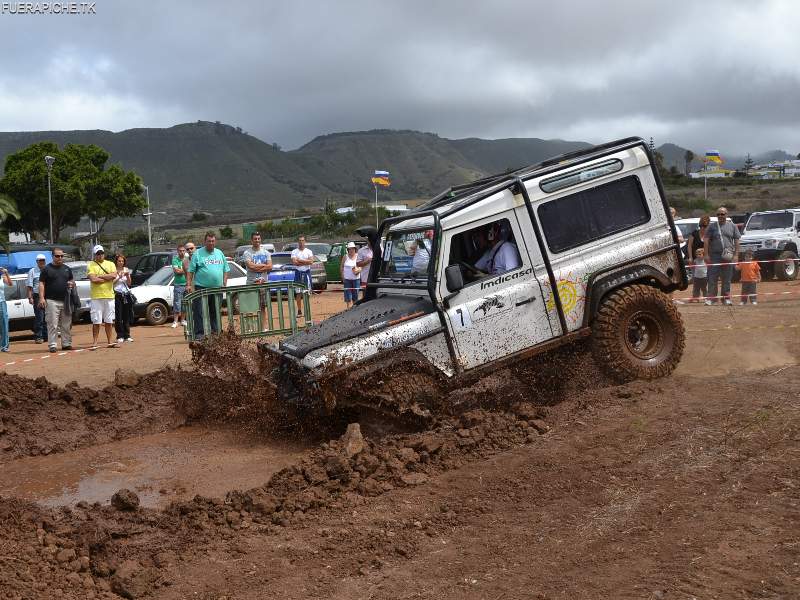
[{"left": 702, "top": 206, "right": 740, "bottom": 306}]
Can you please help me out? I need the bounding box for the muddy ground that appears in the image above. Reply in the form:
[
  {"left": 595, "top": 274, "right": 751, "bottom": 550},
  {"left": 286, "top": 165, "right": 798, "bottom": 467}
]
[{"left": 1, "top": 298, "right": 799, "bottom": 599}]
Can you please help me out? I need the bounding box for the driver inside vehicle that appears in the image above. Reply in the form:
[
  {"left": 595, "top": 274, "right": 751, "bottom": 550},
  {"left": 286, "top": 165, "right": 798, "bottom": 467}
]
[{"left": 473, "top": 221, "right": 521, "bottom": 276}]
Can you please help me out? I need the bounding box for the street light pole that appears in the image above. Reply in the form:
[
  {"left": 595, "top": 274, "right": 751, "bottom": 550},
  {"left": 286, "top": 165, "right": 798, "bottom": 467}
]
[
  {"left": 141, "top": 184, "right": 153, "bottom": 252},
  {"left": 44, "top": 155, "right": 55, "bottom": 243}
]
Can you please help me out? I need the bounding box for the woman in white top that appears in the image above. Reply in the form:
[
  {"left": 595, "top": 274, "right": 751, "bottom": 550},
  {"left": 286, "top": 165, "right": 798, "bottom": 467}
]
[
  {"left": 113, "top": 255, "right": 134, "bottom": 343},
  {"left": 340, "top": 242, "right": 361, "bottom": 309}
]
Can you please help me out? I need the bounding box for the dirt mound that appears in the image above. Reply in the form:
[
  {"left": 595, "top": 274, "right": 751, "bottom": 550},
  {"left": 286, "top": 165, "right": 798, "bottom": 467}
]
[
  {"left": 0, "top": 400, "right": 550, "bottom": 598},
  {"left": 0, "top": 336, "right": 302, "bottom": 464},
  {"left": 0, "top": 370, "right": 196, "bottom": 464}
]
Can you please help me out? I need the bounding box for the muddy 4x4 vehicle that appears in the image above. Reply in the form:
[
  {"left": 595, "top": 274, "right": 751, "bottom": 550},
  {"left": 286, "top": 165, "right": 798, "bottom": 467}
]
[
  {"left": 263, "top": 137, "right": 688, "bottom": 420},
  {"left": 739, "top": 209, "right": 800, "bottom": 280}
]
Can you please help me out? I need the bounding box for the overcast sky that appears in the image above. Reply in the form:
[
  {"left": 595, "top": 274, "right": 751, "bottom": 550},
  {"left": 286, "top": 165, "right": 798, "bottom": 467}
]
[{"left": 0, "top": 0, "right": 798, "bottom": 154}]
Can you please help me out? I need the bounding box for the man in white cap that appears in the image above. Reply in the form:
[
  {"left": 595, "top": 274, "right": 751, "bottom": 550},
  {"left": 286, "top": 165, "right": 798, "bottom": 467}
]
[
  {"left": 87, "top": 245, "right": 118, "bottom": 348},
  {"left": 26, "top": 253, "right": 48, "bottom": 343}
]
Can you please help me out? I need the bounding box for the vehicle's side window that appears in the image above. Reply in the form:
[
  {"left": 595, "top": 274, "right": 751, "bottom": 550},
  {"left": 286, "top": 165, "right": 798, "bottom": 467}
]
[
  {"left": 135, "top": 256, "right": 154, "bottom": 274},
  {"left": 537, "top": 176, "right": 650, "bottom": 254},
  {"left": 447, "top": 218, "right": 522, "bottom": 284},
  {"left": 3, "top": 280, "right": 22, "bottom": 300},
  {"left": 156, "top": 255, "right": 170, "bottom": 270}
]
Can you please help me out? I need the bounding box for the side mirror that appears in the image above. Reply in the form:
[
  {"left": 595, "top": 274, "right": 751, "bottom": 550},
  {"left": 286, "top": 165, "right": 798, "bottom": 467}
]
[{"left": 445, "top": 264, "right": 464, "bottom": 293}]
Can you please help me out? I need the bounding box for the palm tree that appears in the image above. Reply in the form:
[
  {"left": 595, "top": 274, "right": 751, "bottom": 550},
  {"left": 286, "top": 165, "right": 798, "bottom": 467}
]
[
  {"left": 0, "top": 194, "right": 21, "bottom": 252},
  {"left": 684, "top": 150, "right": 695, "bottom": 176}
]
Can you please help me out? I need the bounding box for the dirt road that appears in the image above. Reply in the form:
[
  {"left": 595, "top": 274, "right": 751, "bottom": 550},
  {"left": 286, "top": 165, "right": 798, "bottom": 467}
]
[{"left": 0, "top": 282, "right": 798, "bottom": 599}]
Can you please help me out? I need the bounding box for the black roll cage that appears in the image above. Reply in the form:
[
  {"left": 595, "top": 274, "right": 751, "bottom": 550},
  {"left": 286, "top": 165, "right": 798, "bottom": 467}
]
[{"left": 364, "top": 137, "right": 686, "bottom": 374}]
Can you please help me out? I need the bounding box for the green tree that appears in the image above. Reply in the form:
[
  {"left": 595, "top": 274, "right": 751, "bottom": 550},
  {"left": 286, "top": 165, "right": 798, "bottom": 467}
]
[
  {"left": 0, "top": 193, "right": 21, "bottom": 252},
  {"left": 219, "top": 225, "right": 234, "bottom": 239},
  {"left": 683, "top": 150, "right": 695, "bottom": 176},
  {"left": 125, "top": 229, "right": 149, "bottom": 246},
  {"left": 0, "top": 142, "right": 146, "bottom": 242},
  {"left": 743, "top": 153, "right": 755, "bottom": 172},
  {"left": 191, "top": 212, "right": 207, "bottom": 222}
]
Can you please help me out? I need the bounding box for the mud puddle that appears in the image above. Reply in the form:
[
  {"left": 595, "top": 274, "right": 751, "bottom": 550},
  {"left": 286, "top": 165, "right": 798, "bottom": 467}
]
[{"left": 0, "top": 425, "right": 310, "bottom": 508}]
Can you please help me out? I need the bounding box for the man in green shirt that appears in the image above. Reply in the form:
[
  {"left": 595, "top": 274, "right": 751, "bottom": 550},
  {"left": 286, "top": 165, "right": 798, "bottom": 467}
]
[
  {"left": 171, "top": 244, "right": 187, "bottom": 329},
  {"left": 187, "top": 232, "right": 230, "bottom": 340}
]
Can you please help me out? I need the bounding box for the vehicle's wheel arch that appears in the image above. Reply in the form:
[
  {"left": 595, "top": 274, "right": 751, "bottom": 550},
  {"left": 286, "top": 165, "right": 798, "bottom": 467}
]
[
  {"left": 584, "top": 265, "right": 674, "bottom": 327},
  {"left": 783, "top": 242, "right": 798, "bottom": 255}
]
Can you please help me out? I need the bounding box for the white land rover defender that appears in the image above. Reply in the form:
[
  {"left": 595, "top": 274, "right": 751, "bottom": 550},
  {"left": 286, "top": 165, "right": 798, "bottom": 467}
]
[
  {"left": 739, "top": 209, "right": 800, "bottom": 281},
  {"left": 263, "top": 137, "right": 688, "bottom": 419}
]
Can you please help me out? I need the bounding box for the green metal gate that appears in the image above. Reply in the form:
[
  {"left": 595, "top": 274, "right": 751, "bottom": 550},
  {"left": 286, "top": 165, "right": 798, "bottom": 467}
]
[{"left": 184, "top": 282, "right": 312, "bottom": 341}]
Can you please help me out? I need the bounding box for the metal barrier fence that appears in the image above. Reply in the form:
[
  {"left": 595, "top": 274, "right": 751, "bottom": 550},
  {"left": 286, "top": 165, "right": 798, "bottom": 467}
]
[{"left": 184, "top": 282, "right": 312, "bottom": 341}]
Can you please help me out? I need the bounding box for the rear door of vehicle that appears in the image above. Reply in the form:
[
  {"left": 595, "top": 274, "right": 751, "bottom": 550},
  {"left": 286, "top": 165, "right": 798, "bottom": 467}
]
[
  {"left": 326, "top": 244, "right": 343, "bottom": 282},
  {"left": 4, "top": 279, "right": 29, "bottom": 321}
]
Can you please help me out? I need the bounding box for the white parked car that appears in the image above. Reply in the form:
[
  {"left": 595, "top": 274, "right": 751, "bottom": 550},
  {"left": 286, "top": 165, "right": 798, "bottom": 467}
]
[
  {"left": 131, "top": 262, "right": 247, "bottom": 325},
  {"left": 3, "top": 274, "right": 36, "bottom": 330}
]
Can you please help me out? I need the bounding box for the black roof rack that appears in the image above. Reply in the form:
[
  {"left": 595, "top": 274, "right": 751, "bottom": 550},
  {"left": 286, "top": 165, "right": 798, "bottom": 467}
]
[{"left": 414, "top": 136, "right": 645, "bottom": 218}]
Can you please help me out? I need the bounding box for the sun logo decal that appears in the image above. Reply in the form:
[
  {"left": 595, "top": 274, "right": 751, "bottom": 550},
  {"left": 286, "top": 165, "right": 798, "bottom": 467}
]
[{"left": 546, "top": 275, "right": 587, "bottom": 322}]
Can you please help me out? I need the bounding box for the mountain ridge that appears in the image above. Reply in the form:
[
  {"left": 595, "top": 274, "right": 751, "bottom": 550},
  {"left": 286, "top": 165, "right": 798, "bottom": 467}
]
[{"left": 0, "top": 122, "right": 794, "bottom": 224}]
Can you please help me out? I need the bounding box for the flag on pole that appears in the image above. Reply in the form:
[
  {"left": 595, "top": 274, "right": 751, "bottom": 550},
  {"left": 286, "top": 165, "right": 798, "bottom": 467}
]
[
  {"left": 704, "top": 150, "right": 723, "bottom": 164},
  {"left": 371, "top": 170, "right": 391, "bottom": 187}
]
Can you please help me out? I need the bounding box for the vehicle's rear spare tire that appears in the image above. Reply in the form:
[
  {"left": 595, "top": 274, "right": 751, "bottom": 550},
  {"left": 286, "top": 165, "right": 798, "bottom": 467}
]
[{"left": 592, "top": 284, "right": 685, "bottom": 382}]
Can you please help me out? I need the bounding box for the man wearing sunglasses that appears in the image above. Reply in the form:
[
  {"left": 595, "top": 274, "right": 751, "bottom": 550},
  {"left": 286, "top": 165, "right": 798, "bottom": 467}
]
[
  {"left": 38, "top": 249, "right": 75, "bottom": 353},
  {"left": 702, "top": 206, "right": 741, "bottom": 305},
  {"left": 87, "top": 245, "right": 119, "bottom": 348}
]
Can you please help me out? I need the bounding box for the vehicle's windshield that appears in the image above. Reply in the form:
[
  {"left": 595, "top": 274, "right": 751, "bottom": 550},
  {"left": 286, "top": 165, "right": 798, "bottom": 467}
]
[
  {"left": 270, "top": 254, "right": 294, "bottom": 266},
  {"left": 143, "top": 265, "right": 174, "bottom": 286},
  {"left": 67, "top": 263, "right": 88, "bottom": 280},
  {"left": 745, "top": 212, "right": 794, "bottom": 231},
  {"left": 306, "top": 243, "right": 331, "bottom": 255},
  {"left": 378, "top": 228, "right": 434, "bottom": 285}
]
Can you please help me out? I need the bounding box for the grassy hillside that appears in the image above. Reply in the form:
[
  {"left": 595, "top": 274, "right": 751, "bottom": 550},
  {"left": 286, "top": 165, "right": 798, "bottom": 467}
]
[
  {"left": 0, "top": 122, "right": 333, "bottom": 222},
  {"left": 292, "top": 129, "right": 484, "bottom": 200},
  {"left": 2, "top": 122, "right": 795, "bottom": 229},
  {"left": 665, "top": 178, "right": 800, "bottom": 217}
]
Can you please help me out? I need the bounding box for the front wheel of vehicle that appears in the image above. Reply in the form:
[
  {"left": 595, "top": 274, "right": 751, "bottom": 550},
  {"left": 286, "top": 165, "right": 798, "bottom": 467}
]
[
  {"left": 145, "top": 301, "right": 169, "bottom": 326},
  {"left": 774, "top": 250, "right": 799, "bottom": 281},
  {"left": 592, "top": 284, "right": 685, "bottom": 383}
]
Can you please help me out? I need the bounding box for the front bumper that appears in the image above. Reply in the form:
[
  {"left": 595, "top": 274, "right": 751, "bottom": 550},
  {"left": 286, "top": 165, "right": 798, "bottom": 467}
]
[{"left": 133, "top": 302, "right": 148, "bottom": 318}]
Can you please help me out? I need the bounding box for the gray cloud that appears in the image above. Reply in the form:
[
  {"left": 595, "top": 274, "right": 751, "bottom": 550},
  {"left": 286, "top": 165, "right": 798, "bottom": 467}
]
[{"left": 0, "top": 0, "right": 797, "bottom": 155}]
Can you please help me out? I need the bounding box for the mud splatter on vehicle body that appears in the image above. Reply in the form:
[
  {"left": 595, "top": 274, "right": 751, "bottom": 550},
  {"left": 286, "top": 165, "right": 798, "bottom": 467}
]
[{"left": 263, "top": 137, "right": 688, "bottom": 417}]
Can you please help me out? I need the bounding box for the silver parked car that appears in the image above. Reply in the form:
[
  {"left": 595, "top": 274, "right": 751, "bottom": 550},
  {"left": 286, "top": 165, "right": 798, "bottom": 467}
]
[{"left": 65, "top": 261, "right": 92, "bottom": 323}]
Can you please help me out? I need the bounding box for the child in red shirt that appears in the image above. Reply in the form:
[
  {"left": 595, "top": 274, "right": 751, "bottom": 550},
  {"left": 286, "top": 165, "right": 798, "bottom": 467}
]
[{"left": 736, "top": 250, "right": 761, "bottom": 305}]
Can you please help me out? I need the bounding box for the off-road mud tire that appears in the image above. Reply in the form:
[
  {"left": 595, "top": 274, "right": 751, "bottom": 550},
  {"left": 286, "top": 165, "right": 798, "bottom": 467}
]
[
  {"left": 774, "top": 250, "right": 799, "bottom": 281},
  {"left": 145, "top": 301, "right": 169, "bottom": 326},
  {"left": 592, "top": 284, "right": 684, "bottom": 383}
]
